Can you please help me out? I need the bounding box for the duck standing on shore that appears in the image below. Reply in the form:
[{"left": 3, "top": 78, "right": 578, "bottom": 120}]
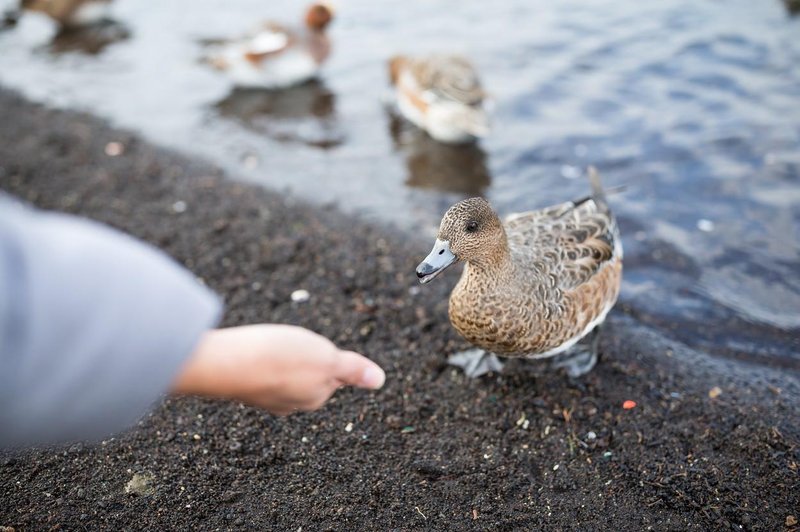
[
  {"left": 415, "top": 168, "right": 623, "bottom": 378},
  {"left": 388, "top": 54, "right": 490, "bottom": 144},
  {"left": 205, "top": 3, "right": 334, "bottom": 89}
]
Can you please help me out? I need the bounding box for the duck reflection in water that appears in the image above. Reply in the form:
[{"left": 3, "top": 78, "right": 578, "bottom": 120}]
[
  {"left": 46, "top": 20, "right": 129, "bottom": 54},
  {"left": 388, "top": 113, "right": 491, "bottom": 196},
  {"left": 214, "top": 80, "right": 344, "bottom": 149}
]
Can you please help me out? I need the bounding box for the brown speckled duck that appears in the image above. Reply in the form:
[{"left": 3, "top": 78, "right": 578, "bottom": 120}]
[{"left": 415, "top": 168, "right": 622, "bottom": 378}]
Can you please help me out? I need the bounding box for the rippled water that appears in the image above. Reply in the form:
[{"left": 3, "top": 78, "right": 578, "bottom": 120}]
[{"left": 1, "top": 0, "right": 798, "bottom": 366}]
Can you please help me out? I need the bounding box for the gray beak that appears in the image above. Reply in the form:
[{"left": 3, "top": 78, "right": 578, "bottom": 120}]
[{"left": 416, "top": 239, "right": 457, "bottom": 284}]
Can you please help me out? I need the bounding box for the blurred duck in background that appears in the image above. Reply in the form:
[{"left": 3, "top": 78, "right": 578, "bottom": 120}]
[
  {"left": 3, "top": 0, "right": 127, "bottom": 54},
  {"left": 388, "top": 54, "right": 490, "bottom": 144},
  {"left": 17, "top": 0, "right": 112, "bottom": 27},
  {"left": 205, "top": 3, "right": 334, "bottom": 89}
]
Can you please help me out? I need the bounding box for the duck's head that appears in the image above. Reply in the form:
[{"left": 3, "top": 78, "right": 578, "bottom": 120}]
[
  {"left": 387, "top": 55, "right": 409, "bottom": 85},
  {"left": 305, "top": 2, "right": 334, "bottom": 32},
  {"left": 416, "top": 197, "right": 504, "bottom": 284}
]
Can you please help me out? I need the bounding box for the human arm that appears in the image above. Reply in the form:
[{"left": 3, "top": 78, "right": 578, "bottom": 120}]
[
  {"left": 0, "top": 194, "right": 222, "bottom": 446},
  {"left": 172, "top": 324, "right": 385, "bottom": 415},
  {"left": 0, "top": 194, "right": 385, "bottom": 447}
]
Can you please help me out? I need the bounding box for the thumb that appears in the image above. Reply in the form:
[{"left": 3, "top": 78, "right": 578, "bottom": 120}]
[{"left": 332, "top": 350, "right": 386, "bottom": 390}]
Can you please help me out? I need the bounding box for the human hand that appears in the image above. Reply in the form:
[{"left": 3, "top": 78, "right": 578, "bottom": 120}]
[{"left": 172, "top": 324, "right": 385, "bottom": 415}]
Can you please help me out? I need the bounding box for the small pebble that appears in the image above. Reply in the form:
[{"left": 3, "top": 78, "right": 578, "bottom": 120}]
[
  {"left": 172, "top": 200, "right": 187, "bottom": 213},
  {"left": 104, "top": 142, "right": 124, "bottom": 156},
  {"left": 522, "top": 419, "right": 530, "bottom": 430},
  {"left": 193, "top": 434, "right": 201, "bottom": 440},
  {"left": 344, "top": 422, "right": 354, "bottom": 433},
  {"left": 603, "top": 451, "right": 613, "bottom": 459},
  {"left": 670, "top": 392, "right": 681, "bottom": 399},
  {"left": 586, "top": 431, "right": 597, "bottom": 441},
  {"left": 786, "top": 515, "right": 797, "bottom": 527},
  {"left": 697, "top": 219, "right": 715, "bottom": 232},
  {"left": 124, "top": 473, "right": 155, "bottom": 496},
  {"left": 291, "top": 289, "right": 310, "bottom": 303},
  {"left": 708, "top": 386, "right": 722, "bottom": 399},
  {"left": 251, "top": 281, "right": 262, "bottom": 291},
  {"left": 301, "top": 436, "right": 309, "bottom": 443},
  {"left": 552, "top": 464, "right": 560, "bottom": 471}
]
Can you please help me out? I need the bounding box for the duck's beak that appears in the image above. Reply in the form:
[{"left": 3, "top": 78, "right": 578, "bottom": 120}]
[{"left": 416, "top": 239, "right": 457, "bottom": 284}]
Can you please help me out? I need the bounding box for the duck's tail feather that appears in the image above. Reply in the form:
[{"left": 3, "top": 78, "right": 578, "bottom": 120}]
[
  {"left": 587, "top": 166, "right": 607, "bottom": 202},
  {"left": 564, "top": 167, "right": 623, "bottom": 215}
]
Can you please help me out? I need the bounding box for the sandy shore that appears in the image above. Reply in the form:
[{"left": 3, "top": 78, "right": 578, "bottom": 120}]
[{"left": 0, "top": 88, "right": 798, "bottom": 531}]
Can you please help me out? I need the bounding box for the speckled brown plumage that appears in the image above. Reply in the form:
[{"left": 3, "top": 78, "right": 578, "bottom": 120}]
[
  {"left": 389, "top": 54, "right": 485, "bottom": 106},
  {"left": 431, "top": 172, "right": 622, "bottom": 359}
]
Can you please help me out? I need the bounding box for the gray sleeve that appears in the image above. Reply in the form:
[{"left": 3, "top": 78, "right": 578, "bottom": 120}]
[{"left": 0, "top": 195, "right": 223, "bottom": 447}]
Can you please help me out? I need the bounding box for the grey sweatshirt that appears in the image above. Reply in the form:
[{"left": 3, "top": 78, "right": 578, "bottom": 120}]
[{"left": 0, "top": 194, "right": 222, "bottom": 447}]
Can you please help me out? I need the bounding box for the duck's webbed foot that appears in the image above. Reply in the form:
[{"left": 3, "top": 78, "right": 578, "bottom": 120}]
[
  {"left": 550, "top": 326, "right": 601, "bottom": 378},
  {"left": 448, "top": 348, "right": 504, "bottom": 378}
]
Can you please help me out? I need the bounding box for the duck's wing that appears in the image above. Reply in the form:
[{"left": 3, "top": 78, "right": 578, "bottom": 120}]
[
  {"left": 241, "top": 23, "right": 294, "bottom": 61},
  {"left": 410, "top": 55, "right": 485, "bottom": 106},
  {"left": 505, "top": 198, "right": 620, "bottom": 291}
]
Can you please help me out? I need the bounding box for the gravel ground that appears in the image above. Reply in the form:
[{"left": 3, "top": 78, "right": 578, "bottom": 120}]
[{"left": 0, "top": 89, "right": 798, "bottom": 531}]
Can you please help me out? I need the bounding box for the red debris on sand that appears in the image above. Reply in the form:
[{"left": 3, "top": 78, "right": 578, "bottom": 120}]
[{"left": 622, "top": 400, "right": 637, "bottom": 410}]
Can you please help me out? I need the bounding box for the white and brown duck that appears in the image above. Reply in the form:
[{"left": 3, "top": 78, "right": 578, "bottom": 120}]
[
  {"left": 207, "top": 3, "right": 334, "bottom": 89},
  {"left": 388, "top": 54, "right": 490, "bottom": 144},
  {"left": 416, "top": 168, "right": 623, "bottom": 378},
  {"left": 17, "top": 0, "right": 112, "bottom": 27}
]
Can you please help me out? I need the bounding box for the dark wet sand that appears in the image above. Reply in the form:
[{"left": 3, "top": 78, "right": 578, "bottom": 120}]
[{"left": 0, "top": 89, "right": 798, "bottom": 531}]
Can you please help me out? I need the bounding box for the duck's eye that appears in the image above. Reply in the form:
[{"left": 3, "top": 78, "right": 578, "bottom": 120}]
[{"left": 465, "top": 220, "right": 479, "bottom": 233}]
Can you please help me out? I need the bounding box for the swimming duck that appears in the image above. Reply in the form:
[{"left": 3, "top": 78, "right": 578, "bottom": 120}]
[
  {"left": 388, "top": 54, "right": 490, "bottom": 144},
  {"left": 206, "top": 3, "right": 334, "bottom": 89},
  {"left": 18, "top": 0, "right": 111, "bottom": 27},
  {"left": 415, "top": 168, "right": 622, "bottom": 378}
]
